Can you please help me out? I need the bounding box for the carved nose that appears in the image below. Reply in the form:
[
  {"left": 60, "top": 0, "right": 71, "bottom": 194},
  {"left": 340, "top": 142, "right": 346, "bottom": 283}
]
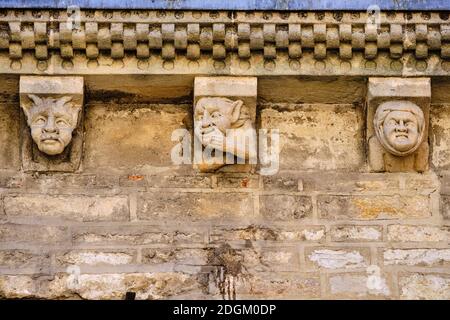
[
  {"left": 202, "top": 110, "right": 212, "bottom": 128},
  {"left": 43, "top": 117, "right": 57, "bottom": 133},
  {"left": 396, "top": 120, "right": 407, "bottom": 132}
]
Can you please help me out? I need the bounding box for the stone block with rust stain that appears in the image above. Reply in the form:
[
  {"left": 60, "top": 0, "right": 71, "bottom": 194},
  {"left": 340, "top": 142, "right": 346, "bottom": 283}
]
[
  {"left": 193, "top": 77, "right": 257, "bottom": 173},
  {"left": 367, "top": 77, "right": 431, "bottom": 172},
  {"left": 19, "top": 76, "right": 84, "bottom": 172}
]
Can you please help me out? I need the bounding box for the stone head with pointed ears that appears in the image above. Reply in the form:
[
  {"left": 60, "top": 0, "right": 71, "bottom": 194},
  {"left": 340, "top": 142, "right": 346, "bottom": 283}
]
[
  {"left": 194, "top": 97, "right": 252, "bottom": 153},
  {"left": 21, "top": 94, "right": 82, "bottom": 156}
]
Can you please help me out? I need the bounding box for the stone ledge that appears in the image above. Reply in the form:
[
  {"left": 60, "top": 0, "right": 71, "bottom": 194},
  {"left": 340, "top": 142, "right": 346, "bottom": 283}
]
[
  {"left": 1, "top": 0, "right": 449, "bottom": 11},
  {"left": 0, "top": 10, "right": 448, "bottom": 76}
]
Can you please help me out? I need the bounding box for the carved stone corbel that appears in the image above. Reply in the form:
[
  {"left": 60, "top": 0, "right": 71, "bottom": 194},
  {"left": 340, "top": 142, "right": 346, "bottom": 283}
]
[
  {"left": 193, "top": 77, "right": 257, "bottom": 172},
  {"left": 367, "top": 77, "right": 431, "bottom": 172},
  {"left": 19, "top": 76, "right": 84, "bottom": 172}
]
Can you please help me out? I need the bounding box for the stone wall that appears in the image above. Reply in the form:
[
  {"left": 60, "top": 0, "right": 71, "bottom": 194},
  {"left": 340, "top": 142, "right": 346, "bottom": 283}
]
[{"left": 0, "top": 75, "right": 449, "bottom": 299}]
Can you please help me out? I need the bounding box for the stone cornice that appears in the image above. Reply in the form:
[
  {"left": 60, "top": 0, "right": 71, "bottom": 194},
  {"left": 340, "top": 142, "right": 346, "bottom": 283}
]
[
  {"left": 1, "top": 0, "right": 449, "bottom": 11},
  {"left": 0, "top": 10, "right": 449, "bottom": 76}
]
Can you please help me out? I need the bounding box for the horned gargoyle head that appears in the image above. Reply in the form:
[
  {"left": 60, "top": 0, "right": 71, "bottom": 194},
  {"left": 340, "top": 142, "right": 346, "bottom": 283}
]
[{"left": 21, "top": 94, "right": 81, "bottom": 156}]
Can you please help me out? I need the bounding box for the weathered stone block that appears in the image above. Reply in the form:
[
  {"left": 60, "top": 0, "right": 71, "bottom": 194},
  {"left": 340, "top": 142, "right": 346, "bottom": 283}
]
[
  {"left": 0, "top": 275, "right": 41, "bottom": 299},
  {"left": 0, "top": 250, "right": 50, "bottom": 269},
  {"left": 0, "top": 224, "right": 69, "bottom": 245},
  {"left": 216, "top": 175, "right": 259, "bottom": 189},
  {"left": 0, "top": 104, "right": 20, "bottom": 170},
  {"left": 73, "top": 226, "right": 205, "bottom": 246},
  {"left": 241, "top": 273, "right": 321, "bottom": 298},
  {"left": 210, "top": 225, "right": 325, "bottom": 243},
  {"left": 387, "top": 225, "right": 449, "bottom": 242},
  {"left": 260, "top": 104, "right": 364, "bottom": 170},
  {"left": 138, "top": 192, "right": 253, "bottom": 221},
  {"left": 19, "top": 174, "right": 110, "bottom": 190},
  {"left": 20, "top": 76, "right": 84, "bottom": 97},
  {"left": 306, "top": 248, "right": 370, "bottom": 269},
  {"left": 405, "top": 173, "right": 439, "bottom": 191},
  {"left": 241, "top": 247, "right": 299, "bottom": 272},
  {"left": 4, "top": 195, "right": 129, "bottom": 222},
  {"left": 431, "top": 104, "right": 450, "bottom": 169},
  {"left": 147, "top": 175, "right": 212, "bottom": 188},
  {"left": 71, "top": 272, "right": 201, "bottom": 300},
  {"left": 300, "top": 172, "right": 400, "bottom": 193},
  {"left": 328, "top": 273, "right": 391, "bottom": 298},
  {"left": 262, "top": 174, "right": 300, "bottom": 191},
  {"left": 318, "top": 195, "right": 431, "bottom": 220},
  {"left": 56, "top": 250, "right": 136, "bottom": 266},
  {"left": 93, "top": 175, "right": 120, "bottom": 188},
  {"left": 142, "top": 248, "right": 209, "bottom": 266},
  {"left": 399, "top": 273, "right": 450, "bottom": 300},
  {"left": 258, "top": 77, "right": 365, "bottom": 104},
  {"left": 384, "top": 249, "right": 450, "bottom": 266},
  {"left": 118, "top": 174, "right": 147, "bottom": 187},
  {"left": 0, "top": 272, "right": 202, "bottom": 300},
  {"left": 194, "top": 78, "right": 257, "bottom": 110},
  {"left": 22, "top": 174, "right": 97, "bottom": 190},
  {"left": 228, "top": 247, "right": 258, "bottom": 274},
  {"left": 84, "top": 104, "right": 189, "bottom": 170},
  {"left": 330, "top": 226, "right": 383, "bottom": 242},
  {"left": 440, "top": 195, "right": 450, "bottom": 219},
  {"left": 0, "top": 172, "right": 23, "bottom": 188},
  {"left": 259, "top": 194, "right": 312, "bottom": 220},
  {"left": 210, "top": 272, "right": 320, "bottom": 299},
  {"left": 0, "top": 202, "right": 5, "bottom": 221}
]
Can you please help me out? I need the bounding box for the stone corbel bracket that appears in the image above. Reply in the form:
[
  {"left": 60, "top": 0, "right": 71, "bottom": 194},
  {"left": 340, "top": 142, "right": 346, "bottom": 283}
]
[
  {"left": 19, "top": 76, "right": 84, "bottom": 172},
  {"left": 367, "top": 77, "right": 431, "bottom": 172},
  {"left": 193, "top": 76, "right": 257, "bottom": 172}
]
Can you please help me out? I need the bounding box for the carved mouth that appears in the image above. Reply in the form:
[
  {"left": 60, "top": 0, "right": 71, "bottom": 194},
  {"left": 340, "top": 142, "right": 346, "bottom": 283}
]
[
  {"left": 395, "top": 134, "right": 408, "bottom": 138},
  {"left": 41, "top": 138, "right": 60, "bottom": 144}
]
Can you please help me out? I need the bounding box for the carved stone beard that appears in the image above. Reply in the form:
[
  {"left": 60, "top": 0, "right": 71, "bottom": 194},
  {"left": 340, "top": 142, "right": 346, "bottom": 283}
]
[{"left": 374, "top": 101, "right": 425, "bottom": 157}]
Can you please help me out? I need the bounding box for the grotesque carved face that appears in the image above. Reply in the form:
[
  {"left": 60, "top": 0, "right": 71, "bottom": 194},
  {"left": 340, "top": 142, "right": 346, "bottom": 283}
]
[
  {"left": 194, "top": 97, "right": 250, "bottom": 151},
  {"left": 374, "top": 101, "right": 425, "bottom": 156},
  {"left": 22, "top": 95, "right": 81, "bottom": 156},
  {"left": 195, "top": 97, "right": 244, "bottom": 133},
  {"left": 382, "top": 110, "right": 419, "bottom": 152}
]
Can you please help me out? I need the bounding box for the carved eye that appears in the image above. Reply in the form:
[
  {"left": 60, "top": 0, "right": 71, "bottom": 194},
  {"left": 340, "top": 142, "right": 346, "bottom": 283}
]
[
  {"left": 405, "top": 121, "right": 414, "bottom": 127},
  {"left": 388, "top": 119, "right": 397, "bottom": 126},
  {"left": 56, "top": 118, "right": 69, "bottom": 126},
  {"left": 211, "top": 112, "right": 221, "bottom": 118},
  {"left": 33, "top": 117, "right": 46, "bottom": 125}
]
